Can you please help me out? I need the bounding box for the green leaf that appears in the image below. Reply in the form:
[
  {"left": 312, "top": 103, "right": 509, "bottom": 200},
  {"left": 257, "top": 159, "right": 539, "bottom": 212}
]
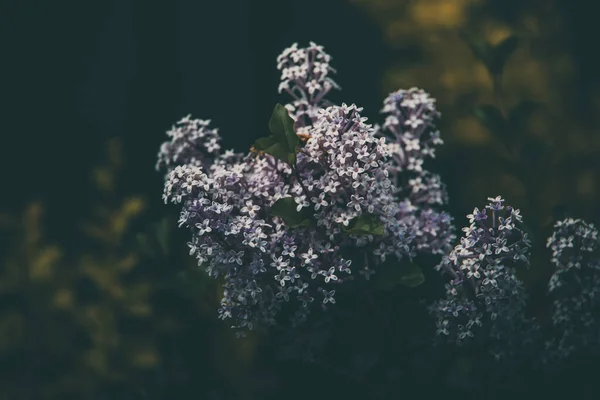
[
  {"left": 460, "top": 31, "right": 519, "bottom": 76},
  {"left": 459, "top": 30, "right": 492, "bottom": 66},
  {"left": 253, "top": 104, "right": 299, "bottom": 166},
  {"left": 270, "top": 197, "right": 314, "bottom": 228},
  {"left": 398, "top": 263, "right": 425, "bottom": 287},
  {"left": 254, "top": 135, "right": 296, "bottom": 165},
  {"left": 373, "top": 261, "right": 425, "bottom": 291},
  {"left": 473, "top": 104, "right": 506, "bottom": 136},
  {"left": 268, "top": 103, "right": 298, "bottom": 150},
  {"left": 343, "top": 213, "right": 385, "bottom": 236},
  {"left": 489, "top": 35, "right": 519, "bottom": 76}
]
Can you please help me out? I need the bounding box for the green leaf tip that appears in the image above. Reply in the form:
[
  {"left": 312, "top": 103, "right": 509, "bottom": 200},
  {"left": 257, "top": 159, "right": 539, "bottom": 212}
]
[
  {"left": 253, "top": 103, "right": 299, "bottom": 166},
  {"left": 343, "top": 213, "right": 385, "bottom": 236},
  {"left": 270, "top": 197, "right": 314, "bottom": 228}
]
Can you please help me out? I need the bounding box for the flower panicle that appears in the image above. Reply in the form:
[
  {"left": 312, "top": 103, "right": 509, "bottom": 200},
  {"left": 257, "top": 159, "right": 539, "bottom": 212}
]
[{"left": 430, "top": 196, "right": 535, "bottom": 357}]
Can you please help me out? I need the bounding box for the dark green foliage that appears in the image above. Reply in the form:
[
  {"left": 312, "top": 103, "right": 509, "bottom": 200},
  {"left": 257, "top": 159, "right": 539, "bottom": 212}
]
[
  {"left": 474, "top": 101, "right": 546, "bottom": 143},
  {"left": 343, "top": 213, "right": 385, "bottom": 236},
  {"left": 488, "top": 35, "right": 519, "bottom": 76},
  {"left": 253, "top": 104, "right": 299, "bottom": 166},
  {"left": 459, "top": 31, "right": 519, "bottom": 76},
  {"left": 270, "top": 197, "right": 314, "bottom": 228}
]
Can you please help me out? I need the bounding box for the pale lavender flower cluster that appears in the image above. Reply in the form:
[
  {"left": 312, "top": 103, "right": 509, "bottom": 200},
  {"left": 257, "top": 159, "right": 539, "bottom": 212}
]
[
  {"left": 161, "top": 159, "right": 348, "bottom": 332},
  {"left": 379, "top": 88, "right": 444, "bottom": 178},
  {"left": 160, "top": 103, "right": 416, "bottom": 333},
  {"left": 376, "top": 88, "right": 455, "bottom": 257},
  {"left": 545, "top": 218, "right": 600, "bottom": 359},
  {"left": 156, "top": 115, "right": 221, "bottom": 172},
  {"left": 277, "top": 43, "right": 455, "bottom": 258},
  {"left": 430, "top": 196, "right": 534, "bottom": 356},
  {"left": 296, "top": 104, "right": 418, "bottom": 275},
  {"left": 158, "top": 42, "right": 456, "bottom": 333},
  {"left": 277, "top": 42, "right": 340, "bottom": 135}
]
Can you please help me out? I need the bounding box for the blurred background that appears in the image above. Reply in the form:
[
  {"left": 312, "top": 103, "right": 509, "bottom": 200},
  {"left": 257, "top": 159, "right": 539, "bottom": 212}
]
[{"left": 2, "top": 0, "right": 600, "bottom": 399}]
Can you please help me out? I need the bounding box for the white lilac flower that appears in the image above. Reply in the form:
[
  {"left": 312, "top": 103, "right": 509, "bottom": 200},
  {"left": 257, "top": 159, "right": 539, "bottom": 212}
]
[{"left": 544, "top": 218, "right": 600, "bottom": 361}]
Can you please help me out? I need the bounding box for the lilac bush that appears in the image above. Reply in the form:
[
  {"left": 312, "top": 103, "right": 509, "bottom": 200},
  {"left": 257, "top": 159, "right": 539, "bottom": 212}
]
[
  {"left": 157, "top": 42, "right": 455, "bottom": 334},
  {"left": 155, "top": 41, "right": 600, "bottom": 369}
]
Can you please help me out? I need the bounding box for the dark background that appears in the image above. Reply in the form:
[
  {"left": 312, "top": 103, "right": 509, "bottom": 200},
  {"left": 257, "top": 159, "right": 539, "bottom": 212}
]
[
  {"left": 3, "top": 0, "right": 599, "bottom": 227},
  {"left": 2, "top": 0, "right": 600, "bottom": 399},
  {"left": 2, "top": 0, "right": 388, "bottom": 239}
]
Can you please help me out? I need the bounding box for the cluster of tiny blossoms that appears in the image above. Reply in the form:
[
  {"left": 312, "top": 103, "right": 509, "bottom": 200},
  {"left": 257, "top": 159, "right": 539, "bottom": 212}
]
[
  {"left": 376, "top": 88, "right": 455, "bottom": 257},
  {"left": 277, "top": 42, "right": 455, "bottom": 266},
  {"left": 545, "top": 218, "right": 600, "bottom": 360},
  {"left": 429, "top": 197, "right": 535, "bottom": 357},
  {"left": 295, "top": 103, "right": 415, "bottom": 278},
  {"left": 156, "top": 115, "right": 221, "bottom": 172},
  {"left": 158, "top": 42, "right": 455, "bottom": 333},
  {"left": 277, "top": 42, "right": 340, "bottom": 136},
  {"left": 379, "top": 88, "right": 443, "bottom": 179}
]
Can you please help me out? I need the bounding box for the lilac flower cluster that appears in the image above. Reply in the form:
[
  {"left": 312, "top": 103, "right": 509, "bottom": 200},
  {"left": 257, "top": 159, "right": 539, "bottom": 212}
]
[
  {"left": 379, "top": 88, "right": 444, "bottom": 178},
  {"left": 160, "top": 104, "right": 415, "bottom": 333},
  {"left": 158, "top": 42, "right": 456, "bottom": 333},
  {"left": 162, "top": 156, "right": 351, "bottom": 332},
  {"left": 156, "top": 115, "right": 221, "bottom": 172},
  {"left": 376, "top": 88, "right": 454, "bottom": 257},
  {"left": 277, "top": 43, "right": 455, "bottom": 260},
  {"left": 277, "top": 42, "right": 340, "bottom": 135},
  {"left": 294, "top": 104, "right": 416, "bottom": 274},
  {"left": 545, "top": 218, "right": 600, "bottom": 359},
  {"left": 429, "top": 197, "right": 535, "bottom": 356}
]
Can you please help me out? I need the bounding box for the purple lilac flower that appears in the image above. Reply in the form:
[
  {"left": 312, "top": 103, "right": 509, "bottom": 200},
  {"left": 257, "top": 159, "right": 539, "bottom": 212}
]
[
  {"left": 158, "top": 42, "right": 455, "bottom": 334},
  {"left": 544, "top": 218, "right": 600, "bottom": 360},
  {"left": 376, "top": 88, "right": 455, "bottom": 258},
  {"left": 156, "top": 115, "right": 222, "bottom": 172},
  {"left": 163, "top": 158, "right": 348, "bottom": 334},
  {"left": 378, "top": 88, "right": 443, "bottom": 178},
  {"left": 430, "top": 196, "right": 536, "bottom": 358},
  {"left": 277, "top": 42, "right": 340, "bottom": 135},
  {"left": 160, "top": 105, "right": 415, "bottom": 334},
  {"left": 295, "top": 103, "right": 414, "bottom": 262}
]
